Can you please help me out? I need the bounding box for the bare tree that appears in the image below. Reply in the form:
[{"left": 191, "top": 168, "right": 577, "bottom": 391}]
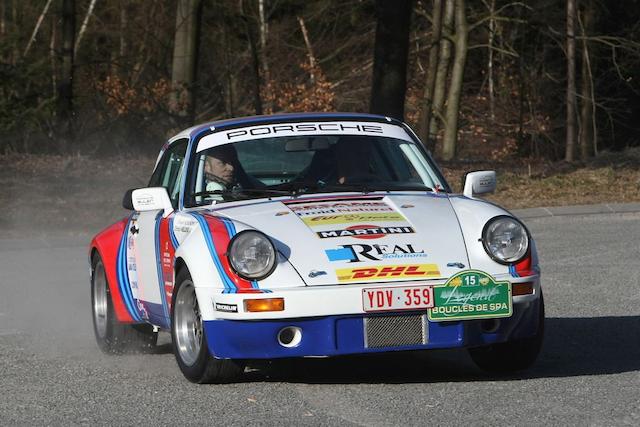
[
  {"left": 170, "top": 0, "right": 203, "bottom": 126},
  {"left": 298, "top": 16, "right": 316, "bottom": 82},
  {"left": 74, "top": 0, "right": 98, "bottom": 58},
  {"left": 258, "top": 0, "right": 271, "bottom": 108},
  {"left": 486, "top": 0, "right": 496, "bottom": 121},
  {"left": 428, "top": 0, "right": 454, "bottom": 143},
  {"left": 565, "top": 0, "right": 577, "bottom": 162},
  {"left": 57, "top": 0, "right": 75, "bottom": 150},
  {"left": 239, "top": 0, "right": 263, "bottom": 115},
  {"left": 417, "top": 0, "right": 443, "bottom": 147},
  {"left": 49, "top": 12, "right": 56, "bottom": 97},
  {"left": 23, "top": 0, "right": 53, "bottom": 57},
  {"left": 370, "top": 0, "right": 413, "bottom": 120},
  {"left": 119, "top": 0, "right": 128, "bottom": 59},
  {"left": 1, "top": 0, "right": 6, "bottom": 41},
  {"left": 579, "top": 0, "right": 595, "bottom": 160},
  {"left": 441, "top": 0, "right": 468, "bottom": 160}
]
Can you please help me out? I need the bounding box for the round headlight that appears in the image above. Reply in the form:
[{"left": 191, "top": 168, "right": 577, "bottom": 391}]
[
  {"left": 482, "top": 216, "right": 529, "bottom": 264},
  {"left": 228, "top": 230, "right": 277, "bottom": 280}
]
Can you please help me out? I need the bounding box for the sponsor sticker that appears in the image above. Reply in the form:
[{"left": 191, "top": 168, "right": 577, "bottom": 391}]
[
  {"left": 196, "top": 121, "right": 414, "bottom": 152},
  {"left": 317, "top": 224, "right": 415, "bottom": 239},
  {"left": 428, "top": 270, "right": 512, "bottom": 322},
  {"left": 336, "top": 264, "right": 440, "bottom": 283},
  {"left": 290, "top": 201, "right": 393, "bottom": 217},
  {"left": 215, "top": 303, "right": 238, "bottom": 313},
  {"left": 325, "top": 243, "right": 427, "bottom": 263},
  {"left": 303, "top": 212, "right": 405, "bottom": 226}
]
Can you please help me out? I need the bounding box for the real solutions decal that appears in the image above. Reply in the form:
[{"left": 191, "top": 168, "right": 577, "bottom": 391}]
[{"left": 428, "top": 270, "right": 512, "bottom": 322}]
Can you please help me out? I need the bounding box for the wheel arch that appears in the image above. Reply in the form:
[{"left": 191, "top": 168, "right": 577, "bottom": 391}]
[{"left": 90, "top": 218, "right": 136, "bottom": 323}]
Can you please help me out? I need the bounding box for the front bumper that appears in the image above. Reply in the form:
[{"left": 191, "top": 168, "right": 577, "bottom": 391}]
[{"left": 201, "top": 276, "right": 542, "bottom": 359}]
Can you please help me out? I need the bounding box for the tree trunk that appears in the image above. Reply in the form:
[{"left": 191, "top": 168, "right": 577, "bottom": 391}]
[
  {"left": 74, "top": 0, "right": 98, "bottom": 58},
  {"left": 579, "top": 0, "right": 595, "bottom": 161},
  {"left": 222, "top": 21, "right": 235, "bottom": 117},
  {"left": 258, "top": 0, "right": 272, "bottom": 112},
  {"left": 417, "top": 0, "right": 443, "bottom": 148},
  {"left": 170, "top": 0, "right": 203, "bottom": 126},
  {"left": 57, "top": 0, "right": 75, "bottom": 151},
  {"left": 11, "top": 0, "right": 17, "bottom": 64},
  {"left": 49, "top": 13, "right": 56, "bottom": 97},
  {"left": 487, "top": 0, "right": 496, "bottom": 121},
  {"left": 565, "top": 0, "right": 577, "bottom": 162},
  {"left": 119, "top": 0, "right": 127, "bottom": 58},
  {"left": 428, "top": 0, "right": 454, "bottom": 143},
  {"left": 441, "top": 0, "right": 468, "bottom": 161},
  {"left": 23, "top": 0, "right": 53, "bottom": 57},
  {"left": 239, "top": 0, "right": 263, "bottom": 115},
  {"left": 1, "top": 0, "right": 6, "bottom": 40},
  {"left": 369, "top": 0, "right": 413, "bottom": 120},
  {"left": 298, "top": 16, "right": 316, "bottom": 82}
]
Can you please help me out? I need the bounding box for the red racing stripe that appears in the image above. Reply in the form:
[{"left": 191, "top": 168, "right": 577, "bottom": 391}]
[
  {"left": 90, "top": 219, "right": 135, "bottom": 323},
  {"left": 158, "top": 216, "right": 176, "bottom": 312},
  {"left": 203, "top": 215, "right": 264, "bottom": 293},
  {"left": 515, "top": 253, "right": 534, "bottom": 277}
]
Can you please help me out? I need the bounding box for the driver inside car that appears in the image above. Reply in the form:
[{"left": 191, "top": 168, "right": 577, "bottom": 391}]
[
  {"left": 335, "top": 135, "right": 374, "bottom": 184},
  {"left": 203, "top": 144, "right": 265, "bottom": 193},
  {"left": 204, "top": 145, "right": 239, "bottom": 192}
]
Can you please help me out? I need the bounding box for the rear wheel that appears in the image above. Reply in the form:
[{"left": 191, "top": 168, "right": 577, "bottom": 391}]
[
  {"left": 91, "top": 254, "right": 157, "bottom": 353},
  {"left": 171, "top": 268, "right": 244, "bottom": 383},
  {"left": 468, "top": 293, "right": 545, "bottom": 374}
]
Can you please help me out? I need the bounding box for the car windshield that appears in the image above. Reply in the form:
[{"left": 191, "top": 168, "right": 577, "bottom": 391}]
[{"left": 185, "top": 123, "right": 448, "bottom": 206}]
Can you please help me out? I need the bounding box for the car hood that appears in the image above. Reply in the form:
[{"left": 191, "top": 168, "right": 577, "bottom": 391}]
[{"left": 205, "top": 194, "right": 470, "bottom": 286}]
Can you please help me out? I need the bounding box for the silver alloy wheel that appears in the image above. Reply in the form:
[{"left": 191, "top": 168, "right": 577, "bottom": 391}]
[
  {"left": 174, "top": 280, "right": 203, "bottom": 366},
  {"left": 93, "top": 261, "right": 108, "bottom": 339}
]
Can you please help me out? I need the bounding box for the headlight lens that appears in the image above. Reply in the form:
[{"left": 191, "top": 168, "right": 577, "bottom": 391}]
[
  {"left": 482, "top": 216, "right": 529, "bottom": 264},
  {"left": 228, "top": 231, "right": 276, "bottom": 280}
]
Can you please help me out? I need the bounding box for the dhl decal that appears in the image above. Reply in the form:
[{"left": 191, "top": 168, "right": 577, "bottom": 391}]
[
  {"left": 302, "top": 212, "right": 405, "bottom": 226},
  {"left": 336, "top": 264, "right": 441, "bottom": 283}
]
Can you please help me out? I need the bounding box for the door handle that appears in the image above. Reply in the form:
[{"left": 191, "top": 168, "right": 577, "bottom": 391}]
[{"left": 130, "top": 225, "right": 139, "bottom": 235}]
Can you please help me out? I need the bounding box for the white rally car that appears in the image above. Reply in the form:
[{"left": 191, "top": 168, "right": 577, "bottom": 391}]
[{"left": 89, "top": 113, "right": 543, "bottom": 383}]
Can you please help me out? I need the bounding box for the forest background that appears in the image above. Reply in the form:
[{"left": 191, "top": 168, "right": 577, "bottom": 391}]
[{"left": 1, "top": 0, "right": 640, "bottom": 234}]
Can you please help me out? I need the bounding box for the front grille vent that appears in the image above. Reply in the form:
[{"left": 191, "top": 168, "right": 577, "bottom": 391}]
[{"left": 364, "top": 313, "right": 427, "bottom": 348}]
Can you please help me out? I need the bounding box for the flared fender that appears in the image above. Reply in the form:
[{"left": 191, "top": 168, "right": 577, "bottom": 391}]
[{"left": 89, "top": 217, "right": 135, "bottom": 323}]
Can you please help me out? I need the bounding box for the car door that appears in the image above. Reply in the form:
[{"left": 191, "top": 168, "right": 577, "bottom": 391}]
[{"left": 127, "top": 139, "right": 188, "bottom": 326}]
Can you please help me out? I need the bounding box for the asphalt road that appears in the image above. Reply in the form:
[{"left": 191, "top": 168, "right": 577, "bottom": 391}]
[{"left": 1, "top": 212, "right": 639, "bottom": 426}]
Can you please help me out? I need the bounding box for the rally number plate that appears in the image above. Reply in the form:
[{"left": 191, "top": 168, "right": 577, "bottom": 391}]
[{"left": 362, "top": 285, "right": 434, "bottom": 312}]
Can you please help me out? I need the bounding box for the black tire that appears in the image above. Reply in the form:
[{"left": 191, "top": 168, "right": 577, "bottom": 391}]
[
  {"left": 171, "top": 268, "right": 245, "bottom": 383},
  {"left": 91, "top": 254, "right": 158, "bottom": 354},
  {"left": 468, "top": 293, "right": 545, "bottom": 374}
]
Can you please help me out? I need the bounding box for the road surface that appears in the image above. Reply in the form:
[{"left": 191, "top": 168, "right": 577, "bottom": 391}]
[{"left": 0, "top": 212, "right": 639, "bottom": 425}]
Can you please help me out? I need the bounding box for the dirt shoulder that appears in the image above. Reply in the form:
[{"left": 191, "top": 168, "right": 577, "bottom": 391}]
[
  {"left": 441, "top": 148, "right": 640, "bottom": 209},
  {"left": 1, "top": 150, "right": 638, "bottom": 238}
]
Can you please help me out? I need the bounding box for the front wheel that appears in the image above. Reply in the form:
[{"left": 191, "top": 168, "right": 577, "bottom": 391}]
[
  {"left": 91, "top": 254, "right": 157, "bottom": 353},
  {"left": 171, "top": 268, "right": 245, "bottom": 383},
  {"left": 468, "top": 293, "right": 545, "bottom": 374}
]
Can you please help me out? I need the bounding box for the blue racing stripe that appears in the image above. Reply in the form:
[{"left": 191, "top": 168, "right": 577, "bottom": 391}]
[
  {"left": 168, "top": 217, "right": 179, "bottom": 249},
  {"left": 509, "top": 265, "right": 519, "bottom": 278},
  {"left": 154, "top": 212, "right": 170, "bottom": 322},
  {"left": 222, "top": 217, "right": 264, "bottom": 290},
  {"left": 116, "top": 217, "right": 142, "bottom": 321},
  {"left": 193, "top": 214, "right": 237, "bottom": 293}
]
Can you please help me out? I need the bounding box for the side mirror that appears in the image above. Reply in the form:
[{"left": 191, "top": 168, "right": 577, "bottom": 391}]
[
  {"left": 463, "top": 171, "right": 496, "bottom": 198},
  {"left": 122, "top": 188, "right": 135, "bottom": 210},
  {"left": 124, "top": 187, "right": 174, "bottom": 217}
]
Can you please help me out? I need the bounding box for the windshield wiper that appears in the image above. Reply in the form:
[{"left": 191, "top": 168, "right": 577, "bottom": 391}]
[
  {"left": 300, "top": 182, "right": 435, "bottom": 194},
  {"left": 193, "top": 188, "right": 296, "bottom": 200}
]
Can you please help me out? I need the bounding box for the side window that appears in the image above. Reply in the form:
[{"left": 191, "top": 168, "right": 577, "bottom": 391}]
[{"left": 149, "top": 139, "right": 188, "bottom": 208}]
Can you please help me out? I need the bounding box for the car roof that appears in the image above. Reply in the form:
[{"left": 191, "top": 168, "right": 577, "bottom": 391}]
[{"left": 168, "top": 112, "right": 403, "bottom": 143}]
